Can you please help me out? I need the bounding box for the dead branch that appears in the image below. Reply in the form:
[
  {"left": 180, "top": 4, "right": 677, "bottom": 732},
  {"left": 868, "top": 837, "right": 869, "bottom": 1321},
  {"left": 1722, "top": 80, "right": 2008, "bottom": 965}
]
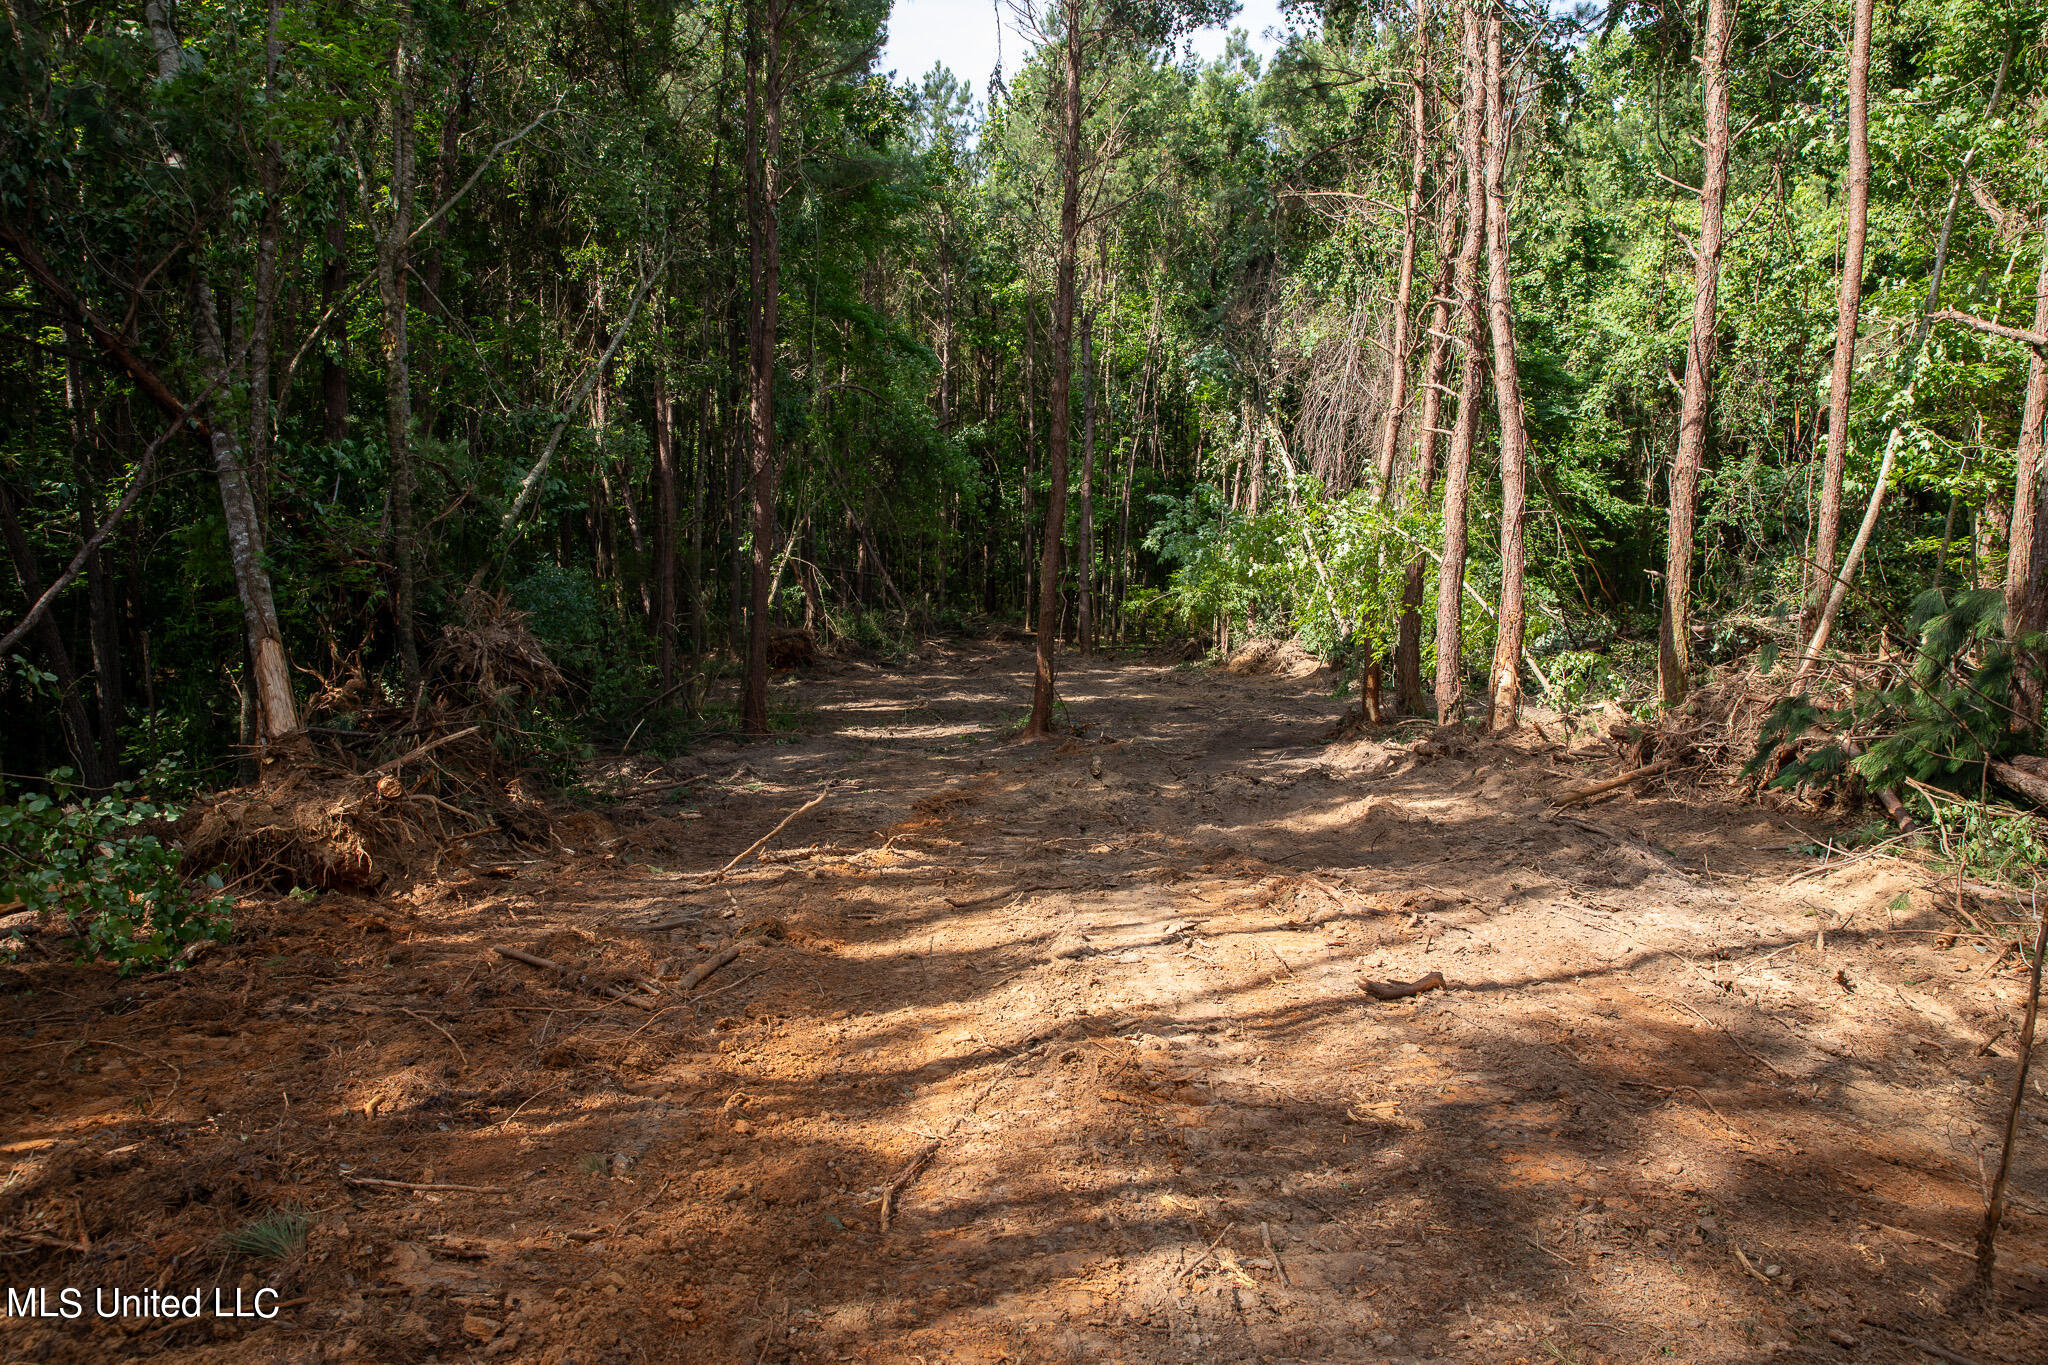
[
  {"left": 689, "top": 787, "right": 832, "bottom": 879},
  {"left": 370, "top": 725, "right": 482, "bottom": 777},
  {"left": 1362, "top": 971, "right": 1446, "bottom": 1001},
  {"left": 344, "top": 1177, "right": 509, "bottom": 1194},
  {"left": 679, "top": 939, "right": 758, "bottom": 992},
  {"left": 492, "top": 945, "right": 660, "bottom": 1010},
  {"left": 1551, "top": 758, "right": 1680, "bottom": 808}
]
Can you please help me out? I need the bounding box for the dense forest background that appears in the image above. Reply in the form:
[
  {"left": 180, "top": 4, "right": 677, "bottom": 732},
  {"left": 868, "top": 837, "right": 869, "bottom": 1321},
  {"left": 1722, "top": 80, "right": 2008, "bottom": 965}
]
[{"left": 3, "top": 0, "right": 2046, "bottom": 795}]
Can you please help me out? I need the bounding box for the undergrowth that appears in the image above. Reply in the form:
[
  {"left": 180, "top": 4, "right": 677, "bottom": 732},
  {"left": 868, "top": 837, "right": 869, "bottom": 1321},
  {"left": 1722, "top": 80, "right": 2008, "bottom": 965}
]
[{"left": 0, "top": 768, "right": 231, "bottom": 972}]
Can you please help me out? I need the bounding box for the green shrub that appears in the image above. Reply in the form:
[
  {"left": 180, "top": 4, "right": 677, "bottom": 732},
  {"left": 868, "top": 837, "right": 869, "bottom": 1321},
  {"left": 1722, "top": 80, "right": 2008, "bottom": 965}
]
[
  {"left": 1748, "top": 589, "right": 2042, "bottom": 810},
  {"left": 0, "top": 773, "right": 231, "bottom": 973}
]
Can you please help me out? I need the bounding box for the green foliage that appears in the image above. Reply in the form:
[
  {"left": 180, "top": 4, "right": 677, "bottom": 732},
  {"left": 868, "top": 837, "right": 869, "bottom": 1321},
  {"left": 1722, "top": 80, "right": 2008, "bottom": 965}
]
[
  {"left": 1143, "top": 478, "right": 1432, "bottom": 669},
  {"left": 1924, "top": 793, "right": 2048, "bottom": 890},
  {"left": 1748, "top": 589, "right": 2040, "bottom": 804},
  {"left": 0, "top": 772, "right": 230, "bottom": 973}
]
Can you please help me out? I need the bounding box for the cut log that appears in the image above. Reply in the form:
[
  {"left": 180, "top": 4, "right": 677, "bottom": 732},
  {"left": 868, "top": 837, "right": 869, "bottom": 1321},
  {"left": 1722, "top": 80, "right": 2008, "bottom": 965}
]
[
  {"left": 1550, "top": 758, "right": 1679, "bottom": 808},
  {"left": 1991, "top": 760, "right": 2048, "bottom": 809}
]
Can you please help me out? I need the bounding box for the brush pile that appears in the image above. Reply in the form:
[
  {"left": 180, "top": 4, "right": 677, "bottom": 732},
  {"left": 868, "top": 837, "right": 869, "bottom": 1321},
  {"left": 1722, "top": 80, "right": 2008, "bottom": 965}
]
[{"left": 176, "top": 593, "right": 565, "bottom": 892}]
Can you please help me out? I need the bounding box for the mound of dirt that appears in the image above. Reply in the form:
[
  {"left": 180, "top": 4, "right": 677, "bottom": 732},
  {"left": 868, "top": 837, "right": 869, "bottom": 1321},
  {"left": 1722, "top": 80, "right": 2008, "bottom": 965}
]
[{"left": 1225, "top": 638, "right": 1325, "bottom": 678}]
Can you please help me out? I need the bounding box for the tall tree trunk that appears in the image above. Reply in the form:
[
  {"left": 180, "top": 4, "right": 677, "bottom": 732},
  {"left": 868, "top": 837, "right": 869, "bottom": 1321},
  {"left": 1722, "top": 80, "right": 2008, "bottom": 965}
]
[
  {"left": 321, "top": 210, "right": 350, "bottom": 441},
  {"left": 1376, "top": 0, "right": 1430, "bottom": 496},
  {"left": 1396, "top": 215, "right": 1459, "bottom": 714},
  {"left": 1803, "top": 0, "right": 1873, "bottom": 644},
  {"left": 1077, "top": 307, "right": 1096, "bottom": 656},
  {"left": 63, "top": 329, "right": 123, "bottom": 777},
  {"left": 654, "top": 370, "right": 678, "bottom": 690},
  {"left": 248, "top": 0, "right": 284, "bottom": 513},
  {"left": 1025, "top": 0, "right": 1083, "bottom": 739},
  {"left": 2002, "top": 231, "right": 2048, "bottom": 725},
  {"left": 1021, "top": 299, "right": 1039, "bottom": 628},
  {"left": 741, "top": 5, "right": 785, "bottom": 736},
  {"left": 1482, "top": 4, "right": 1533, "bottom": 730},
  {"left": 1799, "top": 44, "right": 2012, "bottom": 675},
  {"left": 1434, "top": 0, "right": 1488, "bottom": 725},
  {"left": 690, "top": 385, "right": 711, "bottom": 660},
  {"left": 0, "top": 482, "right": 107, "bottom": 789},
  {"left": 144, "top": 1, "right": 297, "bottom": 742},
  {"left": 1656, "top": 0, "right": 1733, "bottom": 709},
  {"left": 378, "top": 21, "right": 423, "bottom": 694},
  {"left": 193, "top": 275, "right": 300, "bottom": 743}
]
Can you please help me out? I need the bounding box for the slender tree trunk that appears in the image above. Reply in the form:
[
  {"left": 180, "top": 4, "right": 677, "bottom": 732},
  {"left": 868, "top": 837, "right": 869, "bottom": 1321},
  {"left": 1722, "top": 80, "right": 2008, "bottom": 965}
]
[
  {"left": 194, "top": 275, "right": 300, "bottom": 743},
  {"left": 62, "top": 330, "right": 123, "bottom": 776},
  {"left": 1803, "top": 0, "right": 1873, "bottom": 643},
  {"left": 1799, "top": 46, "right": 2011, "bottom": 675},
  {"left": 1656, "top": 0, "right": 1733, "bottom": 709},
  {"left": 741, "top": 6, "right": 785, "bottom": 736},
  {"left": 1482, "top": 4, "right": 1533, "bottom": 730},
  {"left": 1377, "top": 0, "right": 1431, "bottom": 496},
  {"left": 378, "top": 19, "right": 423, "bottom": 694},
  {"left": 1396, "top": 227, "right": 1459, "bottom": 714},
  {"left": 654, "top": 370, "right": 678, "bottom": 690},
  {"left": 0, "top": 482, "right": 107, "bottom": 788},
  {"left": 1434, "top": 0, "right": 1488, "bottom": 725},
  {"left": 321, "top": 209, "right": 350, "bottom": 441},
  {"left": 1021, "top": 300, "right": 1039, "bottom": 627},
  {"left": 1078, "top": 307, "right": 1096, "bottom": 655},
  {"left": 2001, "top": 229, "right": 2048, "bottom": 715},
  {"left": 142, "top": 4, "right": 297, "bottom": 742},
  {"left": 248, "top": 0, "right": 284, "bottom": 513},
  {"left": 1025, "top": 0, "right": 1083, "bottom": 739},
  {"left": 690, "top": 384, "right": 710, "bottom": 660}
]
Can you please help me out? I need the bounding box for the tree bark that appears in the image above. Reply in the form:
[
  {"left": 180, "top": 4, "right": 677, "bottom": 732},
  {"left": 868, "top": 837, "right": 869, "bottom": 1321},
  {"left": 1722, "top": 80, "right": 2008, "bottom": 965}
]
[
  {"left": 1656, "top": 0, "right": 1733, "bottom": 709},
  {"left": 1433, "top": 0, "right": 1488, "bottom": 725},
  {"left": 193, "top": 275, "right": 299, "bottom": 742},
  {"left": 1803, "top": 0, "right": 1872, "bottom": 644},
  {"left": 2004, "top": 231, "right": 2048, "bottom": 725},
  {"left": 378, "top": 18, "right": 423, "bottom": 694},
  {"left": 1077, "top": 307, "right": 1096, "bottom": 656},
  {"left": 1025, "top": 0, "right": 1084, "bottom": 739},
  {"left": 1376, "top": 0, "right": 1430, "bottom": 497},
  {"left": 1482, "top": 4, "right": 1533, "bottom": 730},
  {"left": 1798, "top": 45, "right": 2011, "bottom": 676},
  {"left": 741, "top": 3, "right": 786, "bottom": 736},
  {"left": 654, "top": 369, "right": 678, "bottom": 690}
]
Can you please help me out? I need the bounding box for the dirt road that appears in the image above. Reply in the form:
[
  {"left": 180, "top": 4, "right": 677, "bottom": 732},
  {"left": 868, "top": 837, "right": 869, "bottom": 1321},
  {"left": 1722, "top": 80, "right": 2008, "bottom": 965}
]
[{"left": 3, "top": 641, "right": 2045, "bottom": 1363}]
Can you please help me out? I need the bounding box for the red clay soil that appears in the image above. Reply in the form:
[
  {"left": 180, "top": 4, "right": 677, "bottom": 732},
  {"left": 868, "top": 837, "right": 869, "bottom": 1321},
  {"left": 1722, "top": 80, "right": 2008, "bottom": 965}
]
[{"left": 3, "top": 640, "right": 2046, "bottom": 1364}]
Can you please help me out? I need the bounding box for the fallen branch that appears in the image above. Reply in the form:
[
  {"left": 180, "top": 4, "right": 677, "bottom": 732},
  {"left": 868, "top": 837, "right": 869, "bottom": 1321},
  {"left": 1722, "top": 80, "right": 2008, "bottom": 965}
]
[
  {"left": 491, "top": 945, "right": 660, "bottom": 1010},
  {"left": 1362, "top": 971, "right": 1446, "bottom": 1001},
  {"left": 1260, "top": 1221, "right": 1292, "bottom": 1287},
  {"left": 1181, "top": 1222, "right": 1236, "bottom": 1281},
  {"left": 679, "top": 939, "right": 759, "bottom": 992},
  {"left": 369, "top": 725, "right": 482, "bottom": 777},
  {"left": 878, "top": 1139, "right": 940, "bottom": 1234},
  {"left": 344, "top": 1177, "right": 509, "bottom": 1194},
  {"left": 1550, "top": 758, "right": 1679, "bottom": 808},
  {"left": 695, "top": 788, "right": 832, "bottom": 879},
  {"left": 0, "top": 1228, "right": 91, "bottom": 1254},
  {"left": 399, "top": 1007, "right": 468, "bottom": 1071}
]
